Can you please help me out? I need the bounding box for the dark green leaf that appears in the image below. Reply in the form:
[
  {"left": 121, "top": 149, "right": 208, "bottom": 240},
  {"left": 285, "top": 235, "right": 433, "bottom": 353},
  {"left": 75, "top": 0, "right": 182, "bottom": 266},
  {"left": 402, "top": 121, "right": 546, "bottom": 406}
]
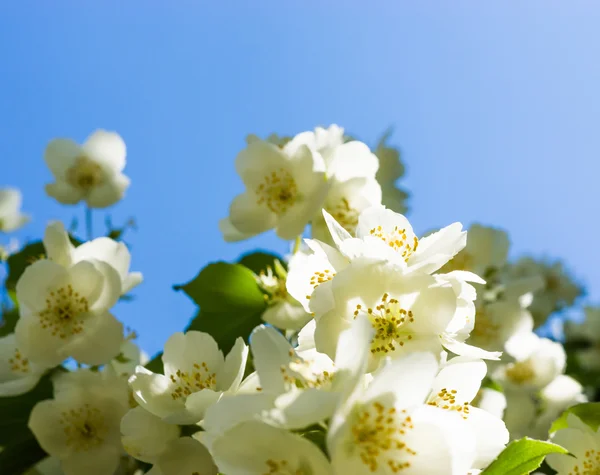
[
  {"left": 0, "top": 431, "right": 47, "bottom": 474},
  {"left": 481, "top": 437, "right": 568, "bottom": 475},
  {"left": 5, "top": 241, "right": 46, "bottom": 292},
  {"left": 145, "top": 352, "right": 164, "bottom": 373},
  {"left": 175, "top": 262, "right": 265, "bottom": 313},
  {"left": 238, "top": 251, "right": 284, "bottom": 274},
  {"left": 0, "top": 308, "right": 19, "bottom": 338},
  {"left": 550, "top": 402, "right": 600, "bottom": 434}
]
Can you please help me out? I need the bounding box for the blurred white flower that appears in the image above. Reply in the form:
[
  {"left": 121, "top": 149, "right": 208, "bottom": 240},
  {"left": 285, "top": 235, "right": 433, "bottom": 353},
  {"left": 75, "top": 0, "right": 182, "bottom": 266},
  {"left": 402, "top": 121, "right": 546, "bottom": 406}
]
[
  {"left": 147, "top": 437, "right": 218, "bottom": 475},
  {"left": 546, "top": 413, "right": 600, "bottom": 474},
  {"left": 221, "top": 138, "right": 328, "bottom": 241},
  {"left": 44, "top": 221, "right": 142, "bottom": 295},
  {"left": 129, "top": 331, "right": 248, "bottom": 424},
  {"left": 0, "top": 187, "right": 30, "bottom": 232},
  {"left": 121, "top": 406, "right": 180, "bottom": 464},
  {"left": 210, "top": 420, "right": 333, "bottom": 475},
  {"left": 28, "top": 370, "right": 129, "bottom": 475},
  {"left": 44, "top": 130, "right": 130, "bottom": 208},
  {"left": 0, "top": 333, "right": 47, "bottom": 396},
  {"left": 15, "top": 258, "right": 124, "bottom": 366}
]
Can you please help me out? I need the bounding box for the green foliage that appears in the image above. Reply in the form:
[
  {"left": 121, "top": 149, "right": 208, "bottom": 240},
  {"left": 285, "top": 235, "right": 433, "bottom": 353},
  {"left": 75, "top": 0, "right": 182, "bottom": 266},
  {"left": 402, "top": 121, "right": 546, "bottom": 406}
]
[
  {"left": 550, "top": 402, "right": 600, "bottom": 434},
  {"left": 238, "top": 250, "right": 285, "bottom": 274},
  {"left": 4, "top": 241, "right": 46, "bottom": 292},
  {"left": 0, "top": 432, "right": 47, "bottom": 474},
  {"left": 0, "top": 308, "right": 19, "bottom": 337},
  {"left": 481, "top": 438, "right": 568, "bottom": 475}
]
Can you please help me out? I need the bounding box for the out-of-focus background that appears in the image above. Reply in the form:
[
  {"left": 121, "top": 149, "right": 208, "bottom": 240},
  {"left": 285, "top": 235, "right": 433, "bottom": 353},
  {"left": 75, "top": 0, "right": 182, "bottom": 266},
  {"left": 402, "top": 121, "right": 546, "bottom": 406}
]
[{"left": 2, "top": 1, "right": 598, "bottom": 354}]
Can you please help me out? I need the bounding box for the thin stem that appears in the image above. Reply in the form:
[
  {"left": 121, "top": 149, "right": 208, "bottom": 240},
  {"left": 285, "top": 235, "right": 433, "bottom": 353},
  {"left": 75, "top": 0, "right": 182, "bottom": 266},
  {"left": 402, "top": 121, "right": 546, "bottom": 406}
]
[
  {"left": 85, "top": 206, "right": 93, "bottom": 241},
  {"left": 292, "top": 235, "right": 302, "bottom": 254}
]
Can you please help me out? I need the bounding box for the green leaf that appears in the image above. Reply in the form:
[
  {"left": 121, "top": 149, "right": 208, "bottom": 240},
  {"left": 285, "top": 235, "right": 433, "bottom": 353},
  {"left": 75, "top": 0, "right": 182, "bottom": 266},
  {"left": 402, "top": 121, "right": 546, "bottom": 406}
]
[
  {"left": 481, "top": 438, "right": 568, "bottom": 475},
  {"left": 175, "top": 262, "right": 265, "bottom": 313},
  {"left": 145, "top": 352, "right": 164, "bottom": 373},
  {"left": 0, "top": 374, "right": 53, "bottom": 446},
  {"left": 550, "top": 402, "right": 600, "bottom": 434},
  {"left": 0, "top": 431, "right": 47, "bottom": 474},
  {"left": 238, "top": 251, "right": 284, "bottom": 274},
  {"left": 5, "top": 241, "right": 46, "bottom": 292},
  {"left": 0, "top": 308, "right": 19, "bottom": 338},
  {"left": 187, "top": 308, "right": 264, "bottom": 355}
]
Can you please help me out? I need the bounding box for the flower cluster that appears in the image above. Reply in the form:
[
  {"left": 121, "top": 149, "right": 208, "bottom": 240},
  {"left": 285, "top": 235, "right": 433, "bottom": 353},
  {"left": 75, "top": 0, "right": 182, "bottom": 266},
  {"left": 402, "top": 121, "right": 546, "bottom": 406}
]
[{"left": 0, "top": 125, "right": 597, "bottom": 475}]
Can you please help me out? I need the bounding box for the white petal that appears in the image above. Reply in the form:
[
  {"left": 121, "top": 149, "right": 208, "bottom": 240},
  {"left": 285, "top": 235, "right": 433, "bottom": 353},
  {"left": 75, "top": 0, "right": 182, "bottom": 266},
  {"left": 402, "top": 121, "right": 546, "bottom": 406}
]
[
  {"left": 155, "top": 437, "right": 218, "bottom": 475},
  {"left": 163, "top": 332, "right": 224, "bottom": 381},
  {"left": 322, "top": 209, "right": 352, "bottom": 248},
  {"left": 16, "top": 260, "right": 69, "bottom": 311},
  {"left": 180, "top": 389, "right": 222, "bottom": 423},
  {"left": 45, "top": 182, "right": 84, "bottom": 205},
  {"left": 44, "top": 138, "right": 81, "bottom": 179},
  {"left": 121, "top": 407, "right": 180, "bottom": 463},
  {"left": 82, "top": 130, "right": 126, "bottom": 173},
  {"left": 85, "top": 173, "right": 129, "bottom": 208},
  {"left": 229, "top": 192, "right": 277, "bottom": 236},
  {"left": 219, "top": 217, "right": 254, "bottom": 242},
  {"left": 28, "top": 400, "right": 71, "bottom": 457},
  {"left": 250, "top": 325, "right": 292, "bottom": 394},
  {"left": 15, "top": 316, "right": 67, "bottom": 367},
  {"left": 468, "top": 407, "right": 509, "bottom": 468},
  {"left": 202, "top": 392, "right": 276, "bottom": 436},
  {"left": 441, "top": 337, "right": 502, "bottom": 361},
  {"left": 219, "top": 337, "right": 248, "bottom": 391},
  {"left": 43, "top": 221, "right": 74, "bottom": 268},
  {"left": 66, "top": 312, "right": 124, "bottom": 365},
  {"left": 61, "top": 445, "right": 121, "bottom": 475},
  {"left": 129, "top": 367, "right": 185, "bottom": 420},
  {"left": 432, "top": 356, "right": 487, "bottom": 403}
]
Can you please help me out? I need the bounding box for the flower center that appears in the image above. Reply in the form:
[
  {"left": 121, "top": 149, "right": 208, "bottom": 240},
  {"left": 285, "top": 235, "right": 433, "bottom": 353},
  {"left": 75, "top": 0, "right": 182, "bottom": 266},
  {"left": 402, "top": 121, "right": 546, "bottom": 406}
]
[
  {"left": 427, "top": 388, "right": 470, "bottom": 419},
  {"left": 353, "top": 293, "right": 415, "bottom": 354},
  {"left": 282, "top": 352, "right": 335, "bottom": 390},
  {"left": 60, "top": 403, "right": 107, "bottom": 452},
  {"left": 39, "top": 285, "right": 90, "bottom": 339},
  {"left": 574, "top": 448, "right": 600, "bottom": 474},
  {"left": 369, "top": 226, "right": 418, "bottom": 262},
  {"left": 351, "top": 401, "right": 417, "bottom": 472},
  {"left": 505, "top": 360, "right": 536, "bottom": 384},
  {"left": 169, "top": 362, "right": 217, "bottom": 400},
  {"left": 256, "top": 169, "right": 298, "bottom": 214},
  {"left": 263, "top": 459, "right": 307, "bottom": 475},
  {"left": 327, "top": 197, "right": 359, "bottom": 234},
  {"left": 257, "top": 264, "right": 289, "bottom": 304},
  {"left": 8, "top": 348, "right": 30, "bottom": 374},
  {"left": 66, "top": 156, "right": 104, "bottom": 192}
]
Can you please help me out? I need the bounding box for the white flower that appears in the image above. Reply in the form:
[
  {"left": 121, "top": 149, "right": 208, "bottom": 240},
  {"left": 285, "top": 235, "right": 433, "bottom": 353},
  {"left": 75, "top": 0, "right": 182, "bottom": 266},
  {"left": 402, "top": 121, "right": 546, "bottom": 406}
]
[
  {"left": 309, "top": 258, "right": 488, "bottom": 367},
  {"left": 374, "top": 130, "right": 408, "bottom": 214},
  {"left": 472, "top": 387, "right": 507, "bottom": 420},
  {"left": 440, "top": 224, "right": 509, "bottom": 277},
  {"left": 221, "top": 138, "right": 328, "bottom": 241},
  {"left": 121, "top": 406, "right": 180, "bottom": 464},
  {"left": 44, "top": 130, "right": 130, "bottom": 208},
  {"left": 109, "top": 339, "right": 149, "bottom": 378},
  {"left": 427, "top": 356, "right": 509, "bottom": 469},
  {"left": 255, "top": 259, "right": 311, "bottom": 331},
  {"left": 28, "top": 370, "right": 129, "bottom": 475},
  {"left": 210, "top": 420, "right": 333, "bottom": 475},
  {"left": 44, "top": 221, "right": 142, "bottom": 295},
  {"left": 327, "top": 352, "right": 476, "bottom": 475},
  {"left": 493, "top": 332, "right": 566, "bottom": 392},
  {"left": 129, "top": 331, "right": 248, "bottom": 424},
  {"left": 564, "top": 306, "right": 600, "bottom": 371},
  {"left": 0, "top": 187, "right": 29, "bottom": 232},
  {"left": 0, "top": 333, "right": 47, "bottom": 396},
  {"left": 546, "top": 413, "right": 600, "bottom": 474},
  {"left": 15, "top": 258, "right": 124, "bottom": 366},
  {"left": 283, "top": 124, "right": 347, "bottom": 174},
  {"left": 146, "top": 437, "right": 218, "bottom": 475},
  {"left": 506, "top": 257, "right": 582, "bottom": 326}
]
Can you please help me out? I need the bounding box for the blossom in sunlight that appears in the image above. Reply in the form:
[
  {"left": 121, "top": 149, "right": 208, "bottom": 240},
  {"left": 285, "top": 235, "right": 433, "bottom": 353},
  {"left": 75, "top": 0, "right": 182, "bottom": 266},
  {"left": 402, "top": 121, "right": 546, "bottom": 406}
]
[
  {"left": 210, "top": 420, "right": 332, "bottom": 475},
  {"left": 0, "top": 187, "right": 30, "bottom": 232},
  {"left": 15, "top": 258, "right": 124, "bottom": 366},
  {"left": 28, "top": 370, "right": 129, "bottom": 475},
  {"left": 506, "top": 256, "right": 582, "bottom": 327},
  {"left": 120, "top": 406, "right": 180, "bottom": 464},
  {"left": 254, "top": 259, "right": 311, "bottom": 331},
  {"left": 327, "top": 352, "right": 476, "bottom": 475},
  {"left": 0, "top": 333, "right": 47, "bottom": 396},
  {"left": 374, "top": 129, "right": 408, "bottom": 214},
  {"left": 146, "top": 437, "right": 218, "bottom": 475},
  {"left": 129, "top": 331, "right": 248, "bottom": 424},
  {"left": 564, "top": 306, "right": 600, "bottom": 371},
  {"left": 221, "top": 138, "right": 328, "bottom": 241},
  {"left": 546, "top": 413, "right": 600, "bottom": 474},
  {"left": 43, "top": 221, "right": 142, "bottom": 295},
  {"left": 493, "top": 332, "right": 566, "bottom": 392},
  {"left": 440, "top": 224, "right": 509, "bottom": 278},
  {"left": 44, "top": 130, "right": 130, "bottom": 208}
]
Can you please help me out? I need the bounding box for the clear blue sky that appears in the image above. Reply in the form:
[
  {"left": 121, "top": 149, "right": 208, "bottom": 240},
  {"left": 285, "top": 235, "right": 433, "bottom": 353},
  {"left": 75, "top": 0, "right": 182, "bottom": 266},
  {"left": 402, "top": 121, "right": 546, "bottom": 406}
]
[{"left": 2, "top": 1, "right": 599, "bottom": 355}]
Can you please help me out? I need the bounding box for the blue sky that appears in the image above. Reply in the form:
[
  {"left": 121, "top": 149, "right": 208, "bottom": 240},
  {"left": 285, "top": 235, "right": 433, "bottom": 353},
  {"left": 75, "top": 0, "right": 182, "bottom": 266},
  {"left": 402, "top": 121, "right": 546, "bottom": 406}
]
[{"left": 1, "top": 1, "right": 599, "bottom": 354}]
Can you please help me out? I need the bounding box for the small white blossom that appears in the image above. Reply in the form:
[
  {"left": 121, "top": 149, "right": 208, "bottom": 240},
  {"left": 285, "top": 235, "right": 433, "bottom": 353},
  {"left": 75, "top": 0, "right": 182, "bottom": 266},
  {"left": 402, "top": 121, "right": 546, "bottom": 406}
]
[
  {"left": 146, "top": 437, "right": 218, "bottom": 475},
  {"left": 210, "top": 420, "right": 333, "bottom": 475},
  {"left": 129, "top": 331, "right": 248, "bottom": 424},
  {"left": 44, "top": 221, "right": 142, "bottom": 295},
  {"left": 221, "top": 138, "right": 328, "bottom": 241},
  {"left": 15, "top": 258, "right": 124, "bottom": 366},
  {"left": 0, "top": 187, "right": 29, "bottom": 232},
  {"left": 121, "top": 406, "right": 180, "bottom": 464},
  {"left": 44, "top": 130, "right": 130, "bottom": 208},
  {"left": 28, "top": 370, "right": 129, "bottom": 475},
  {"left": 0, "top": 333, "right": 47, "bottom": 396},
  {"left": 546, "top": 413, "right": 600, "bottom": 474}
]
